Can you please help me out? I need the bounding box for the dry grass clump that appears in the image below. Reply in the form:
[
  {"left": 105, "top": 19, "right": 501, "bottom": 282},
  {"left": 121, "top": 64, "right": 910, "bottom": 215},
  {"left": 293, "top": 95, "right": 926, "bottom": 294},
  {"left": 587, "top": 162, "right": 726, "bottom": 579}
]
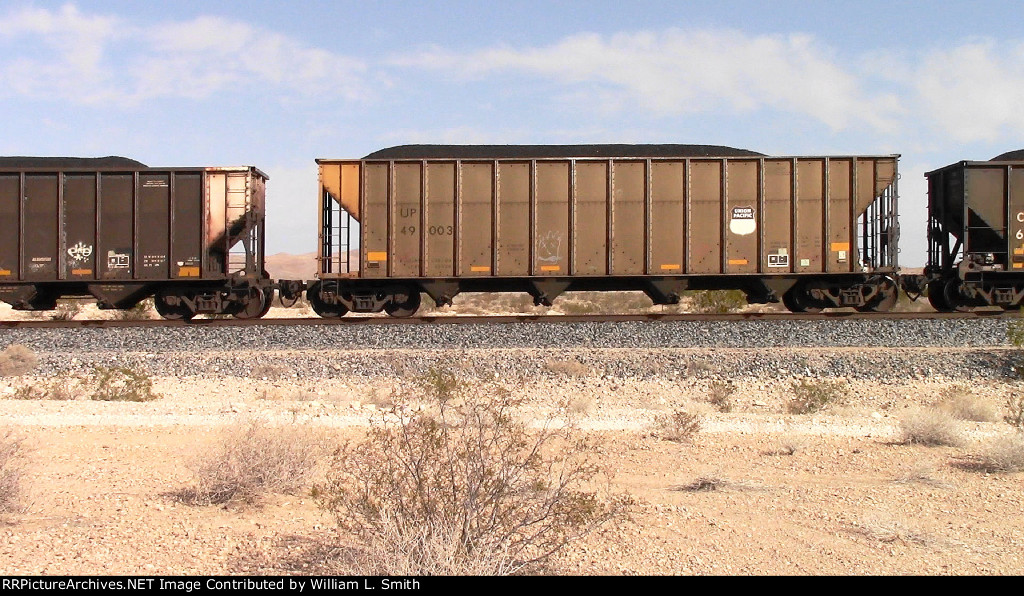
[
  {"left": 770, "top": 434, "right": 808, "bottom": 456},
  {"left": 936, "top": 385, "right": 998, "bottom": 422},
  {"left": 250, "top": 363, "right": 289, "bottom": 380},
  {"left": 672, "top": 475, "right": 759, "bottom": 493},
  {"left": 318, "top": 370, "right": 627, "bottom": 575},
  {"left": 786, "top": 378, "right": 845, "bottom": 414},
  {"left": 183, "top": 421, "right": 323, "bottom": 505},
  {"left": 567, "top": 394, "right": 597, "bottom": 416},
  {"left": 891, "top": 465, "right": 952, "bottom": 488},
  {"left": 50, "top": 300, "right": 82, "bottom": 321},
  {"left": 653, "top": 408, "right": 702, "bottom": 442},
  {"left": 556, "top": 292, "right": 653, "bottom": 315},
  {"left": 0, "top": 430, "right": 26, "bottom": 513},
  {"left": 447, "top": 292, "right": 546, "bottom": 315},
  {"left": 899, "top": 408, "right": 964, "bottom": 447},
  {"left": 976, "top": 434, "right": 1024, "bottom": 473},
  {"left": 0, "top": 344, "right": 38, "bottom": 377},
  {"left": 10, "top": 377, "right": 77, "bottom": 401},
  {"left": 851, "top": 514, "right": 932, "bottom": 546}
]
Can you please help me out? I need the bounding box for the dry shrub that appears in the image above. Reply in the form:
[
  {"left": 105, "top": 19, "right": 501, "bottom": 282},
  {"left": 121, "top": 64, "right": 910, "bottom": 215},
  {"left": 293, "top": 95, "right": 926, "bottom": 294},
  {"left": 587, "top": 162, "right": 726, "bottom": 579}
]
[
  {"left": 706, "top": 381, "right": 735, "bottom": 413},
  {"left": 654, "top": 408, "right": 702, "bottom": 442},
  {"left": 0, "top": 345, "right": 38, "bottom": 377},
  {"left": 899, "top": 408, "right": 964, "bottom": 447},
  {"left": 936, "top": 385, "right": 998, "bottom": 422},
  {"left": 318, "top": 374, "right": 627, "bottom": 575},
  {"left": 185, "top": 421, "right": 322, "bottom": 505},
  {"left": 786, "top": 378, "right": 845, "bottom": 414},
  {"left": 1004, "top": 395, "right": 1024, "bottom": 431},
  {"left": 977, "top": 434, "right": 1024, "bottom": 473},
  {"left": 0, "top": 430, "right": 25, "bottom": 513}
]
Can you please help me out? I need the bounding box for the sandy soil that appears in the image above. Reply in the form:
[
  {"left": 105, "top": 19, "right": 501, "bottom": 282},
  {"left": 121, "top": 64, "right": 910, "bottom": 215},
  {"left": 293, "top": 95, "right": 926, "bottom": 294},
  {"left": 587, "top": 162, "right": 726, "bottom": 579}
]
[{"left": 1, "top": 370, "right": 1022, "bottom": 576}]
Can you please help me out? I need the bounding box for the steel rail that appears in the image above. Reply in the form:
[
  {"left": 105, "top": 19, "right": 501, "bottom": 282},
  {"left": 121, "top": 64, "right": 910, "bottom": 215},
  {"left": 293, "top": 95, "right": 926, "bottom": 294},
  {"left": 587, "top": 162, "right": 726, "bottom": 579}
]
[{"left": 0, "top": 310, "right": 1017, "bottom": 329}]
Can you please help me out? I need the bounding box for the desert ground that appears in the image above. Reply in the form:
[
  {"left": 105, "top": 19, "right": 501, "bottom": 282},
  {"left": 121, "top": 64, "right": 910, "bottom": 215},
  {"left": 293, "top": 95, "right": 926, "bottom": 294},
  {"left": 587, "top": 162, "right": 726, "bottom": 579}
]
[{"left": 1, "top": 340, "right": 1023, "bottom": 575}]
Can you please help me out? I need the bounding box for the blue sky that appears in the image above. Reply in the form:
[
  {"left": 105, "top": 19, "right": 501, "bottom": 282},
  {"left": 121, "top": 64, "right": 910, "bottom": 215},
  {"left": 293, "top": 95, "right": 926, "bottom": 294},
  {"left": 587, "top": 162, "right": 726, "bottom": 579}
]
[{"left": 3, "top": 1, "right": 1024, "bottom": 266}]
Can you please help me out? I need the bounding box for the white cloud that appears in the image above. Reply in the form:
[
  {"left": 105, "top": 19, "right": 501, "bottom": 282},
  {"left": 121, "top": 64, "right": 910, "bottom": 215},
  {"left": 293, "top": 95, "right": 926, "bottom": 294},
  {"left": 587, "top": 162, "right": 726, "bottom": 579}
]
[
  {"left": 394, "top": 29, "right": 905, "bottom": 132},
  {"left": 912, "top": 40, "right": 1024, "bottom": 143},
  {"left": 0, "top": 4, "right": 367, "bottom": 106},
  {"left": 0, "top": 4, "right": 122, "bottom": 102}
]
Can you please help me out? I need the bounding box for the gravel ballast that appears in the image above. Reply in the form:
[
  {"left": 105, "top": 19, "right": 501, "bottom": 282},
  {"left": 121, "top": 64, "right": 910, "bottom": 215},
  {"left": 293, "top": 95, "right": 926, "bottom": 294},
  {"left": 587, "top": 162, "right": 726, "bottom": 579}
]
[
  {"left": 0, "top": 317, "right": 1017, "bottom": 382},
  {"left": 0, "top": 317, "right": 1011, "bottom": 353}
]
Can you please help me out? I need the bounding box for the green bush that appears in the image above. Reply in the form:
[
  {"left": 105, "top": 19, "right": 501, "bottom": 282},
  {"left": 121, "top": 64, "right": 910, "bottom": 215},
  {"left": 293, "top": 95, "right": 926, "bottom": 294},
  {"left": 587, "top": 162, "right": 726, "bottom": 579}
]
[
  {"left": 786, "top": 379, "right": 844, "bottom": 414},
  {"left": 89, "top": 366, "right": 160, "bottom": 402},
  {"left": 686, "top": 290, "right": 747, "bottom": 314}
]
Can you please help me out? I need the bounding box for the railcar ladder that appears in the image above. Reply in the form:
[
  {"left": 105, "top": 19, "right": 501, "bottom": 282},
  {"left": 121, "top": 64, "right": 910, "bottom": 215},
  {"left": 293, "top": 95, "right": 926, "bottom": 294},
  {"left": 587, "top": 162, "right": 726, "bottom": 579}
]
[
  {"left": 225, "top": 172, "right": 254, "bottom": 276},
  {"left": 321, "top": 189, "right": 354, "bottom": 274}
]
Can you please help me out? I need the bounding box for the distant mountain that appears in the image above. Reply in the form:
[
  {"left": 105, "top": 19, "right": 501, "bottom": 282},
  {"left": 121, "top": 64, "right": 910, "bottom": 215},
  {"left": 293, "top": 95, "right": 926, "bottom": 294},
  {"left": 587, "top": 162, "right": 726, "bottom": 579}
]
[
  {"left": 264, "top": 251, "right": 359, "bottom": 280},
  {"left": 265, "top": 252, "right": 318, "bottom": 280}
]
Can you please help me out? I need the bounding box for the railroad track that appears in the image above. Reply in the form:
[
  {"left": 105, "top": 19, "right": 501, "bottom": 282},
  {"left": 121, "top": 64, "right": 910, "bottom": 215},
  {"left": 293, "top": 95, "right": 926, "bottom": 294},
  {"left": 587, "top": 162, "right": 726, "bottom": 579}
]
[{"left": 0, "top": 309, "right": 1018, "bottom": 329}]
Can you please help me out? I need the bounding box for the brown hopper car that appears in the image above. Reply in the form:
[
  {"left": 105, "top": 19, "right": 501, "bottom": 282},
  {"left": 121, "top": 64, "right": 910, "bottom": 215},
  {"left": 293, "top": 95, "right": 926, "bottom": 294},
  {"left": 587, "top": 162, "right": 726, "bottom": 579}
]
[
  {"left": 308, "top": 145, "right": 900, "bottom": 316},
  {"left": 0, "top": 157, "right": 273, "bottom": 319}
]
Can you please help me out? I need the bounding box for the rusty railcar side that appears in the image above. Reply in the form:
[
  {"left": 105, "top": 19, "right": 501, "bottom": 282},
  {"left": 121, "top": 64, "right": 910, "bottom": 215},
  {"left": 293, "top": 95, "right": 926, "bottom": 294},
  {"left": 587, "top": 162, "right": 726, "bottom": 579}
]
[
  {"left": 923, "top": 159, "right": 1024, "bottom": 310},
  {"left": 0, "top": 159, "right": 272, "bottom": 319},
  {"left": 311, "top": 146, "right": 900, "bottom": 316}
]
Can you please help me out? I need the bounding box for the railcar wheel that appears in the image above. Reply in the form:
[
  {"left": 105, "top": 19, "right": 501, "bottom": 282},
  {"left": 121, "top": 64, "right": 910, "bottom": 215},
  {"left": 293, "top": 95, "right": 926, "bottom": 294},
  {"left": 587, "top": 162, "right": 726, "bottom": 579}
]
[
  {"left": 856, "top": 278, "right": 899, "bottom": 312},
  {"left": 234, "top": 287, "right": 273, "bottom": 320},
  {"left": 154, "top": 292, "right": 194, "bottom": 321},
  {"left": 308, "top": 282, "right": 348, "bottom": 318},
  {"left": 927, "top": 280, "right": 952, "bottom": 312},
  {"left": 943, "top": 279, "right": 974, "bottom": 312},
  {"left": 384, "top": 289, "right": 421, "bottom": 318},
  {"left": 782, "top": 285, "right": 822, "bottom": 313}
]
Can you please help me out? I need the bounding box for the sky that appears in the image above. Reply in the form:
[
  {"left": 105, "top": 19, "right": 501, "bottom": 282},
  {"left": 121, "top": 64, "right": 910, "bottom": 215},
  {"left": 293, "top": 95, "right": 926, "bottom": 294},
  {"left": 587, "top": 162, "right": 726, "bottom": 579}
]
[{"left": 2, "top": 1, "right": 1024, "bottom": 266}]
